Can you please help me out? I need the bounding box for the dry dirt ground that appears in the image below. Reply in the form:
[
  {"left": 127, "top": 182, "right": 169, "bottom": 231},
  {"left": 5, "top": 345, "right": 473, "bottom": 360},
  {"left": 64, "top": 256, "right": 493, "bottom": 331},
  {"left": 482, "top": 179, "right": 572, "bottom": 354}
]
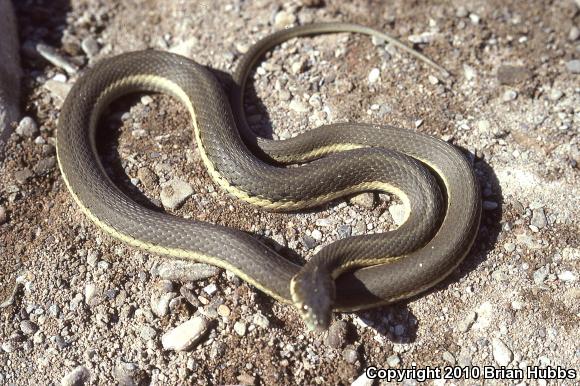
[{"left": 1, "top": 0, "right": 579, "bottom": 385}]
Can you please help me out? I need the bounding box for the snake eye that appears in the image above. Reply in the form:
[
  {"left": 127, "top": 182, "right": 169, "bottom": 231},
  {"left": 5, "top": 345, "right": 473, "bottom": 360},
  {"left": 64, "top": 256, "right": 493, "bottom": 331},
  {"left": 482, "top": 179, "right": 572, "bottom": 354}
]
[{"left": 302, "top": 305, "right": 308, "bottom": 311}]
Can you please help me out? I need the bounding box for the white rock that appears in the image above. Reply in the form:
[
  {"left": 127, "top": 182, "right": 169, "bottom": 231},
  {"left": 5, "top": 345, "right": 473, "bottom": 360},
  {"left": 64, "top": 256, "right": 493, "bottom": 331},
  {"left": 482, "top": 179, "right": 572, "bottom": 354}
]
[
  {"left": 44, "top": 80, "right": 72, "bottom": 105},
  {"left": 161, "top": 317, "right": 208, "bottom": 351},
  {"left": 157, "top": 260, "right": 219, "bottom": 281},
  {"left": 549, "top": 89, "right": 563, "bottom": 101},
  {"left": 463, "top": 64, "right": 477, "bottom": 80},
  {"left": 169, "top": 38, "right": 198, "bottom": 58},
  {"left": 388, "top": 204, "right": 407, "bottom": 226},
  {"left": 84, "top": 282, "right": 98, "bottom": 304},
  {"left": 234, "top": 321, "right": 247, "bottom": 336},
  {"left": 160, "top": 178, "right": 193, "bottom": 210},
  {"left": 289, "top": 99, "right": 308, "bottom": 113},
  {"left": 16, "top": 116, "right": 38, "bottom": 137},
  {"left": 473, "top": 301, "right": 493, "bottom": 329},
  {"left": 491, "top": 338, "right": 513, "bottom": 366},
  {"left": 502, "top": 90, "right": 518, "bottom": 102},
  {"left": 311, "top": 229, "right": 323, "bottom": 240},
  {"left": 368, "top": 68, "right": 380, "bottom": 83},
  {"left": 274, "top": 10, "right": 296, "bottom": 28},
  {"left": 351, "top": 372, "right": 373, "bottom": 386},
  {"left": 408, "top": 32, "right": 436, "bottom": 44},
  {"left": 469, "top": 13, "right": 481, "bottom": 24},
  {"left": 387, "top": 354, "right": 400, "bottom": 367},
  {"left": 203, "top": 283, "right": 217, "bottom": 295},
  {"left": 428, "top": 75, "right": 439, "bottom": 85},
  {"left": 151, "top": 292, "right": 177, "bottom": 317},
  {"left": 558, "top": 271, "right": 577, "bottom": 282},
  {"left": 61, "top": 366, "right": 90, "bottom": 386}
]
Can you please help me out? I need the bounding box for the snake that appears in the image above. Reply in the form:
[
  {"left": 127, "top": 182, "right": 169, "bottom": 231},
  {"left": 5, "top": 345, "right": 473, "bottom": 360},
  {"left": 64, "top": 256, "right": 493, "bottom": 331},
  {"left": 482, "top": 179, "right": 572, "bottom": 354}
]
[{"left": 56, "top": 22, "right": 481, "bottom": 331}]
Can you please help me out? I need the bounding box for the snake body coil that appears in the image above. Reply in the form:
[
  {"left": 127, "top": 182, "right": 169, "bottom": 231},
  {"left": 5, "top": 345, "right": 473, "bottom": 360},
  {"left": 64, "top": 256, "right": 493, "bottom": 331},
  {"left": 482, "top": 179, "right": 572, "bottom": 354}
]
[{"left": 56, "top": 23, "right": 481, "bottom": 330}]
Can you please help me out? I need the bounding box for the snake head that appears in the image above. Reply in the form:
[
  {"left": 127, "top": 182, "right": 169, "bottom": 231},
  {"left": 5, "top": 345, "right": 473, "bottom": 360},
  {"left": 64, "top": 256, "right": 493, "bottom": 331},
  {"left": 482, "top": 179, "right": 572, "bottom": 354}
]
[{"left": 290, "top": 267, "right": 336, "bottom": 331}]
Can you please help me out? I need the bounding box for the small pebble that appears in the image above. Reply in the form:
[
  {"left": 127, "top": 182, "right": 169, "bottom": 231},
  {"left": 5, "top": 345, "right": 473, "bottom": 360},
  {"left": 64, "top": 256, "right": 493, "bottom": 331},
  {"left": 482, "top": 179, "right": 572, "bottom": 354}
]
[
  {"left": 14, "top": 168, "right": 33, "bottom": 184},
  {"left": 343, "top": 346, "right": 359, "bottom": 363},
  {"left": 569, "top": 26, "right": 580, "bottom": 42},
  {"left": 408, "top": 31, "right": 436, "bottom": 44},
  {"left": 252, "top": 313, "right": 270, "bottom": 329},
  {"left": 530, "top": 208, "right": 547, "bottom": 229},
  {"left": 233, "top": 321, "right": 247, "bottom": 336},
  {"left": 289, "top": 99, "right": 308, "bottom": 113},
  {"left": 311, "top": 229, "right": 323, "bottom": 241},
  {"left": 337, "top": 224, "right": 351, "bottom": 239},
  {"left": 428, "top": 75, "right": 439, "bottom": 85},
  {"left": 36, "top": 43, "right": 78, "bottom": 74},
  {"left": 325, "top": 320, "right": 348, "bottom": 349},
  {"left": 151, "top": 292, "right": 177, "bottom": 317},
  {"left": 157, "top": 260, "right": 219, "bottom": 282},
  {"left": 502, "top": 90, "right": 518, "bottom": 102},
  {"left": 463, "top": 64, "right": 477, "bottom": 80},
  {"left": 504, "top": 243, "right": 516, "bottom": 252},
  {"left": 44, "top": 80, "right": 72, "bottom": 104},
  {"left": 274, "top": 10, "right": 296, "bottom": 28},
  {"left": 456, "top": 6, "right": 468, "bottom": 18},
  {"left": 469, "top": 13, "right": 480, "bottom": 24},
  {"left": 161, "top": 317, "right": 208, "bottom": 351},
  {"left": 368, "top": 68, "right": 380, "bottom": 83},
  {"left": 139, "top": 325, "right": 157, "bottom": 341},
  {"left": 84, "top": 283, "right": 98, "bottom": 305},
  {"left": 86, "top": 250, "right": 100, "bottom": 267},
  {"left": 351, "top": 372, "right": 373, "bottom": 386},
  {"left": 302, "top": 235, "right": 317, "bottom": 250},
  {"left": 442, "top": 350, "right": 456, "bottom": 365},
  {"left": 549, "top": 89, "right": 563, "bottom": 101},
  {"left": 387, "top": 354, "right": 400, "bottom": 367},
  {"left": 217, "top": 304, "right": 231, "bottom": 317},
  {"left": 558, "top": 271, "right": 577, "bottom": 282},
  {"left": 350, "top": 193, "right": 375, "bottom": 208},
  {"left": 16, "top": 117, "right": 39, "bottom": 137},
  {"left": 81, "top": 36, "right": 99, "bottom": 58},
  {"left": 0, "top": 206, "right": 7, "bottom": 224},
  {"left": 533, "top": 266, "right": 549, "bottom": 285},
  {"left": 20, "top": 320, "right": 38, "bottom": 335},
  {"left": 388, "top": 204, "right": 407, "bottom": 226},
  {"left": 61, "top": 366, "right": 90, "bottom": 386},
  {"left": 457, "top": 311, "right": 477, "bottom": 332},
  {"left": 203, "top": 283, "right": 217, "bottom": 295},
  {"left": 33, "top": 156, "right": 56, "bottom": 175},
  {"left": 491, "top": 338, "right": 513, "bottom": 366},
  {"left": 141, "top": 95, "right": 153, "bottom": 105},
  {"left": 565, "top": 60, "right": 580, "bottom": 74},
  {"left": 160, "top": 178, "right": 193, "bottom": 210}
]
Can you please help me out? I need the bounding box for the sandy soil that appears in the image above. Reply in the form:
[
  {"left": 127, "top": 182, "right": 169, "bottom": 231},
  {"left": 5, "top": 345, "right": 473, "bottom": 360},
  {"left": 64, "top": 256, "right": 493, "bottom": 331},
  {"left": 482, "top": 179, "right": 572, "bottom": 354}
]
[{"left": 1, "top": 0, "right": 579, "bottom": 385}]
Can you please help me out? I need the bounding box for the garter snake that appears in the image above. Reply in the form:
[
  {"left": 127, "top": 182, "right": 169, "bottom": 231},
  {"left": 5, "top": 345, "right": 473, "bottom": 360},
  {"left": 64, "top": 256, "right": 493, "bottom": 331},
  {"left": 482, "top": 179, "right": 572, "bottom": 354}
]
[{"left": 56, "top": 22, "right": 481, "bottom": 330}]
